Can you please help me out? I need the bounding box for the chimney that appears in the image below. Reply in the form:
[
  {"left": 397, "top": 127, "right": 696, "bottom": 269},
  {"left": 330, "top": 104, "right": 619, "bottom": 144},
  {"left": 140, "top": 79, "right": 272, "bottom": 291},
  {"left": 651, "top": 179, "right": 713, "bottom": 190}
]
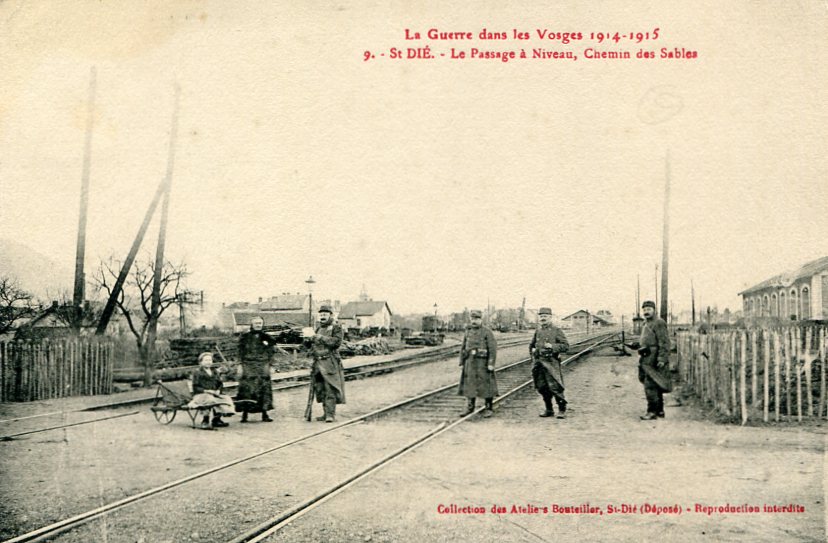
[{"left": 258, "top": 297, "right": 263, "bottom": 303}]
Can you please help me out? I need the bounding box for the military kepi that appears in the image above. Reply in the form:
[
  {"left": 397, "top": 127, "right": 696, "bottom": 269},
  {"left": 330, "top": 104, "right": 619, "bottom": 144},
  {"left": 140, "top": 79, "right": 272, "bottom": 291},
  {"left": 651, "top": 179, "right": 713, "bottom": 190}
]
[
  {"left": 318, "top": 304, "right": 333, "bottom": 313},
  {"left": 642, "top": 300, "right": 656, "bottom": 309},
  {"left": 538, "top": 307, "right": 552, "bottom": 315},
  {"left": 470, "top": 309, "right": 483, "bottom": 318}
]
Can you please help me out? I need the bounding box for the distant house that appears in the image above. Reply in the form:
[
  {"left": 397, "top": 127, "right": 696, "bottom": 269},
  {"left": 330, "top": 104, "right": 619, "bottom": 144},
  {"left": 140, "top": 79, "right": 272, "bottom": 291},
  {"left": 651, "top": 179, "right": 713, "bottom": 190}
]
[
  {"left": 222, "top": 294, "right": 344, "bottom": 332},
  {"left": 739, "top": 256, "right": 828, "bottom": 322},
  {"left": 230, "top": 311, "right": 309, "bottom": 333},
  {"left": 561, "top": 310, "right": 612, "bottom": 330},
  {"left": 338, "top": 301, "right": 392, "bottom": 330}
]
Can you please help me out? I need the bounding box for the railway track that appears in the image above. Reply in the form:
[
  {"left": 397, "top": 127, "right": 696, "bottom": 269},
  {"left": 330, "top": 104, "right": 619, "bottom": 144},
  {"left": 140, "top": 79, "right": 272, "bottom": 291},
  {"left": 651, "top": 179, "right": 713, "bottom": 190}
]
[
  {"left": 0, "top": 336, "right": 539, "bottom": 440},
  {"left": 226, "top": 332, "right": 617, "bottom": 543},
  {"left": 0, "top": 335, "right": 535, "bottom": 426},
  {"left": 3, "top": 331, "right": 617, "bottom": 543}
]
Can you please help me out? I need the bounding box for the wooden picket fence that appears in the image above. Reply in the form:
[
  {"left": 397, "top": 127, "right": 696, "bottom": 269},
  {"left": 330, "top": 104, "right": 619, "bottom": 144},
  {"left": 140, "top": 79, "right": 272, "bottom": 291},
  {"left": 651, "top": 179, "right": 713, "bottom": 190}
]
[
  {"left": 677, "top": 325, "right": 827, "bottom": 424},
  {"left": 0, "top": 338, "right": 115, "bottom": 402}
]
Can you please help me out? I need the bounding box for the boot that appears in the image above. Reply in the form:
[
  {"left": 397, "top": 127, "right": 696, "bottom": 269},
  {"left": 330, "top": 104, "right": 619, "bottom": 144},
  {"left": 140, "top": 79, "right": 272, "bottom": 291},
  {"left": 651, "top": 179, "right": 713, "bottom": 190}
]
[
  {"left": 200, "top": 414, "right": 211, "bottom": 429},
  {"left": 640, "top": 401, "right": 658, "bottom": 420},
  {"left": 556, "top": 403, "right": 567, "bottom": 419},
  {"left": 212, "top": 416, "right": 229, "bottom": 428},
  {"left": 483, "top": 398, "right": 494, "bottom": 418},
  {"left": 324, "top": 397, "right": 336, "bottom": 423},
  {"left": 240, "top": 410, "right": 249, "bottom": 423},
  {"left": 461, "top": 398, "right": 476, "bottom": 416},
  {"left": 261, "top": 411, "right": 273, "bottom": 422},
  {"left": 539, "top": 395, "right": 554, "bottom": 417},
  {"left": 656, "top": 397, "right": 665, "bottom": 418}
]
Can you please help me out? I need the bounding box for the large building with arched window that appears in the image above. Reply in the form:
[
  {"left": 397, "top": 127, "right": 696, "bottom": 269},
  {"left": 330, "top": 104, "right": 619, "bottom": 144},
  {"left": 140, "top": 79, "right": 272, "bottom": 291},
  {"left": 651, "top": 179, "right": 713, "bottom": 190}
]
[{"left": 738, "top": 256, "right": 828, "bottom": 322}]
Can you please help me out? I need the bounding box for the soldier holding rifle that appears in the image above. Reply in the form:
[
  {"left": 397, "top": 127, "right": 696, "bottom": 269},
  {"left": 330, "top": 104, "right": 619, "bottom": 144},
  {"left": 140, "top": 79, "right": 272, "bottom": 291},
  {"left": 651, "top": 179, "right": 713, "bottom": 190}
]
[
  {"left": 637, "top": 300, "right": 672, "bottom": 420},
  {"left": 530, "top": 307, "right": 570, "bottom": 419},
  {"left": 304, "top": 305, "right": 346, "bottom": 423},
  {"left": 458, "top": 310, "right": 498, "bottom": 418}
]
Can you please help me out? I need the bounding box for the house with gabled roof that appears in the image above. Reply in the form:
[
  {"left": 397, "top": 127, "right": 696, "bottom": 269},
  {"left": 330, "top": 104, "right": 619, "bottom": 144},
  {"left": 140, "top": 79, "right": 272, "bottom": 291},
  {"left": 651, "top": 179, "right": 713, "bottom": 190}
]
[
  {"left": 338, "top": 300, "right": 392, "bottom": 331},
  {"left": 739, "top": 256, "right": 828, "bottom": 321},
  {"left": 561, "top": 310, "right": 613, "bottom": 330}
]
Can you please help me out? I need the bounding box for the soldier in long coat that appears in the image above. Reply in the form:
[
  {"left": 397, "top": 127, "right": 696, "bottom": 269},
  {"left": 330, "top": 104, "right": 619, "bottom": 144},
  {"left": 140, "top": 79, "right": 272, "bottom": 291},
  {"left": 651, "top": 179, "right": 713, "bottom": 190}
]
[
  {"left": 458, "top": 310, "right": 498, "bottom": 418},
  {"left": 237, "top": 317, "right": 275, "bottom": 422},
  {"left": 530, "top": 307, "right": 570, "bottom": 419},
  {"left": 638, "top": 300, "right": 672, "bottom": 420},
  {"left": 306, "top": 305, "right": 346, "bottom": 422}
]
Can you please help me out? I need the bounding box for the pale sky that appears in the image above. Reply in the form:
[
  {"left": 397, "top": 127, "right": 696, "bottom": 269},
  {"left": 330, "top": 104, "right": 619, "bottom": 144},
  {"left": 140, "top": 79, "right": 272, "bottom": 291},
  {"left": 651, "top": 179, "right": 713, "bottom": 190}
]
[{"left": 1, "top": 1, "right": 826, "bottom": 317}]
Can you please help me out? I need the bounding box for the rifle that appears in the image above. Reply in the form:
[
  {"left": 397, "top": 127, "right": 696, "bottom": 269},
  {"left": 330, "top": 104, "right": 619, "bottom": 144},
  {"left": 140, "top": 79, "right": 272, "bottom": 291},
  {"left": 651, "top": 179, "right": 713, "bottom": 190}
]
[{"left": 304, "top": 370, "right": 315, "bottom": 421}]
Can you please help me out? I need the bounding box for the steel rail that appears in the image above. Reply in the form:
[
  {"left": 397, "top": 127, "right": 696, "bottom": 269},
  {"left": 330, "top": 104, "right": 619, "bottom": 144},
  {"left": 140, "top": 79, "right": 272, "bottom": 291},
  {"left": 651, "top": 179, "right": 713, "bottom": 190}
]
[
  {"left": 0, "top": 411, "right": 140, "bottom": 442},
  {"left": 0, "top": 337, "right": 534, "bottom": 425},
  {"left": 4, "top": 332, "right": 614, "bottom": 543},
  {"left": 227, "top": 333, "right": 617, "bottom": 543}
]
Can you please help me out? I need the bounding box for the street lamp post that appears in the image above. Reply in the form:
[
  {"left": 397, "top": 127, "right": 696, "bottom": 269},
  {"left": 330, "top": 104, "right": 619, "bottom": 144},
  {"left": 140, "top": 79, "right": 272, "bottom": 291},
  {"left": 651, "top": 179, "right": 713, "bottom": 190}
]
[
  {"left": 305, "top": 275, "right": 316, "bottom": 327},
  {"left": 433, "top": 303, "right": 438, "bottom": 332}
]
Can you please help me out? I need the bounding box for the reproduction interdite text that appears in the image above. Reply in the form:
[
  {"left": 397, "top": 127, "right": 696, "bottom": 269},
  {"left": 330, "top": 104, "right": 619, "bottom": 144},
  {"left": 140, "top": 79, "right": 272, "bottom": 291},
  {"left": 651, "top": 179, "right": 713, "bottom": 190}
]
[{"left": 436, "top": 503, "right": 807, "bottom": 516}]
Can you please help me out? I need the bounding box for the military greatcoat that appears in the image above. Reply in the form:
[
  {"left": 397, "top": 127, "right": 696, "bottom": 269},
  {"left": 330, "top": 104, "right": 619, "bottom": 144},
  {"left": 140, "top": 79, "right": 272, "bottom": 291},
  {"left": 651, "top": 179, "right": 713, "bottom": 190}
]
[
  {"left": 236, "top": 330, "right": 275, "bottom": 411},
  {"left": 529, "top": 324, "right": 569, "bottom": 394},
  {"left": 310, "top": 322, "right": 346, "bottom": 404},
  {"left": 457, "top": 326, "right": 498, "bottom": 398},
  {"left": 638, "top": 317, "right": 672, "bottom": 392}
]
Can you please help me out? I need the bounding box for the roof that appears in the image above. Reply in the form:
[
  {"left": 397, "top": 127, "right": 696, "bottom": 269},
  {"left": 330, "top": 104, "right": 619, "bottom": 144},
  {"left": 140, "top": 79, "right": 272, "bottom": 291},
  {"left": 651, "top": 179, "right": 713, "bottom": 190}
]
[
  {"left": 561, "top": 310, "right": 612, "bottom": 324},
  {"left": 338, "top": 301, "right": 391, "bottom": 319},
  {"left": 259, "top": 294, "right": 308, "bottom": 311},
  {"left": 233, "top": 311, "right": 309, "bottom": 327},
  {"left": 739, "top": 256, "right": 828, "bottom": 296}
]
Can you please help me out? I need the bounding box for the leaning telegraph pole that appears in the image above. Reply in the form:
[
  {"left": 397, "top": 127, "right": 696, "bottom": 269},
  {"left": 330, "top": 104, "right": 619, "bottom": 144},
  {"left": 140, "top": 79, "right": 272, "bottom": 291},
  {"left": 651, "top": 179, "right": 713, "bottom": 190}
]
[
  {"left": 659, "top": 152, "right": 671, "bottom": 322},
  {"left": 72, "top": 67, "right": 96, "bottom": 330},
  {"left": 144, "top": 84, "right": 180, "bottom": 385}
]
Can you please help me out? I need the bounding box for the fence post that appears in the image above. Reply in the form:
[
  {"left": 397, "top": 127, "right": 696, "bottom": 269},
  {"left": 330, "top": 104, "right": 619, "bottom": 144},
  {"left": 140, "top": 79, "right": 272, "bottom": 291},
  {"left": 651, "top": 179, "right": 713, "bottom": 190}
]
[
  {"left": 751, "top": 330, "right": 758, "bottom": 408},
  {"left": 785, "top": 329, "right": 792, "bottom": 418},
  {"left": 795, "top": 327, "right": 802, "bottom": 422},
  {"left": 763, "top": 330, "right": 770, "bottom": 422},
  {"left": 821, "top": 328, "right": 827, "bottom": 419},
  {"left": 774, "top": 330, "right": 781, "bottom": 422},
  {"left": 730, "top": 333, "right": 737, "bottom": 418},
  {"left": 740, "top": 331, "right": 747, "bottom": 424},
  {"left": 804, "top": 327, "right": 813, "bottom": 417},
  {"left": 0, "top": 342, "right": 5, "bottom": 403}
]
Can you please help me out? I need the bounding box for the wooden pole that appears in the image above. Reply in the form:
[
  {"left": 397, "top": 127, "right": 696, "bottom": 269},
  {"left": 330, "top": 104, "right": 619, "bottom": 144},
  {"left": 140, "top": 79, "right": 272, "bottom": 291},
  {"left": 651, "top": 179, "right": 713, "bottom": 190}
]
[
  {"left": 763, "top": 330, "right": 770, "bottom": 422},
  {"left": 95, "top": 178, "right": 169, "bottom": 335},
  {"left": 784, "top": 329, "right": 792, "bottom": 418},
  {"left": 145, "top": 84, "right": 181, "bottom": 385},
  {"left": 740, "top": 331, "right": 747, "bottom": 424},
  {"left": 805, "top": 327, "right": 813, "bottom": 417},
  {"left": 774, "top": 331, "right": 781, "bottom": 421},
  {"left": 795, "top": 327, "right": 802, "bottom": 422},
  {"left": 820, "top": 328, "right": 826, "bottom": 419},
  {"left": 659, "top": 152, "right": 670, "bottom": 322},
  {"left": 73, "top": 67, "right": 97, "bottom": 329},
  {"left": 751, "top": 330, "right": 758, "bottom": 407},
  {"left": 730, "top": 333, "right": 737, "bottom": 417}
]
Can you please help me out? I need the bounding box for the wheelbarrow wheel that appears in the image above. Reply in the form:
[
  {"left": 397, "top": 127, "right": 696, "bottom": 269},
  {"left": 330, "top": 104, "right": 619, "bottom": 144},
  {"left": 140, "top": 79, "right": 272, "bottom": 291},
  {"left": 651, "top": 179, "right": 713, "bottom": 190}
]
[{"left": 151, "top": 390, "right": 177, "bottom": 424}]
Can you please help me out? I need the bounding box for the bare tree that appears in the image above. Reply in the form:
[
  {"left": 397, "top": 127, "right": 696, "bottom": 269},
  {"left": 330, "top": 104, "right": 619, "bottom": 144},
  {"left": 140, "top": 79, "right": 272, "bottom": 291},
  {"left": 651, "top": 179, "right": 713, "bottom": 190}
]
[
  {"left": 0, "top": 277, "right": 36, "bottom": 335},
  {"left": 93, "top": 255, "right": 189, "bottom": 385}
]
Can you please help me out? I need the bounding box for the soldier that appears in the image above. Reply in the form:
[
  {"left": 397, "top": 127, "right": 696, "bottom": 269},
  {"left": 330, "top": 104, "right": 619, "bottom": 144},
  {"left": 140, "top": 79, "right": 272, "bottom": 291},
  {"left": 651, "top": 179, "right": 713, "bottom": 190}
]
[
  {"left": 458, "top": 310, "right": 498, "bottom": 418},
  {"left": 236, "top": 317, "right": 275, "bottom": 423},
  {"left": 306, "top": 305, "right": 346, "bottom": 422},
  {"left": 637, "top": 300, "right": 672, "bottom": 420},
  {"left": 530, "top": 307, "right": 570, "bottom": 418}
]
